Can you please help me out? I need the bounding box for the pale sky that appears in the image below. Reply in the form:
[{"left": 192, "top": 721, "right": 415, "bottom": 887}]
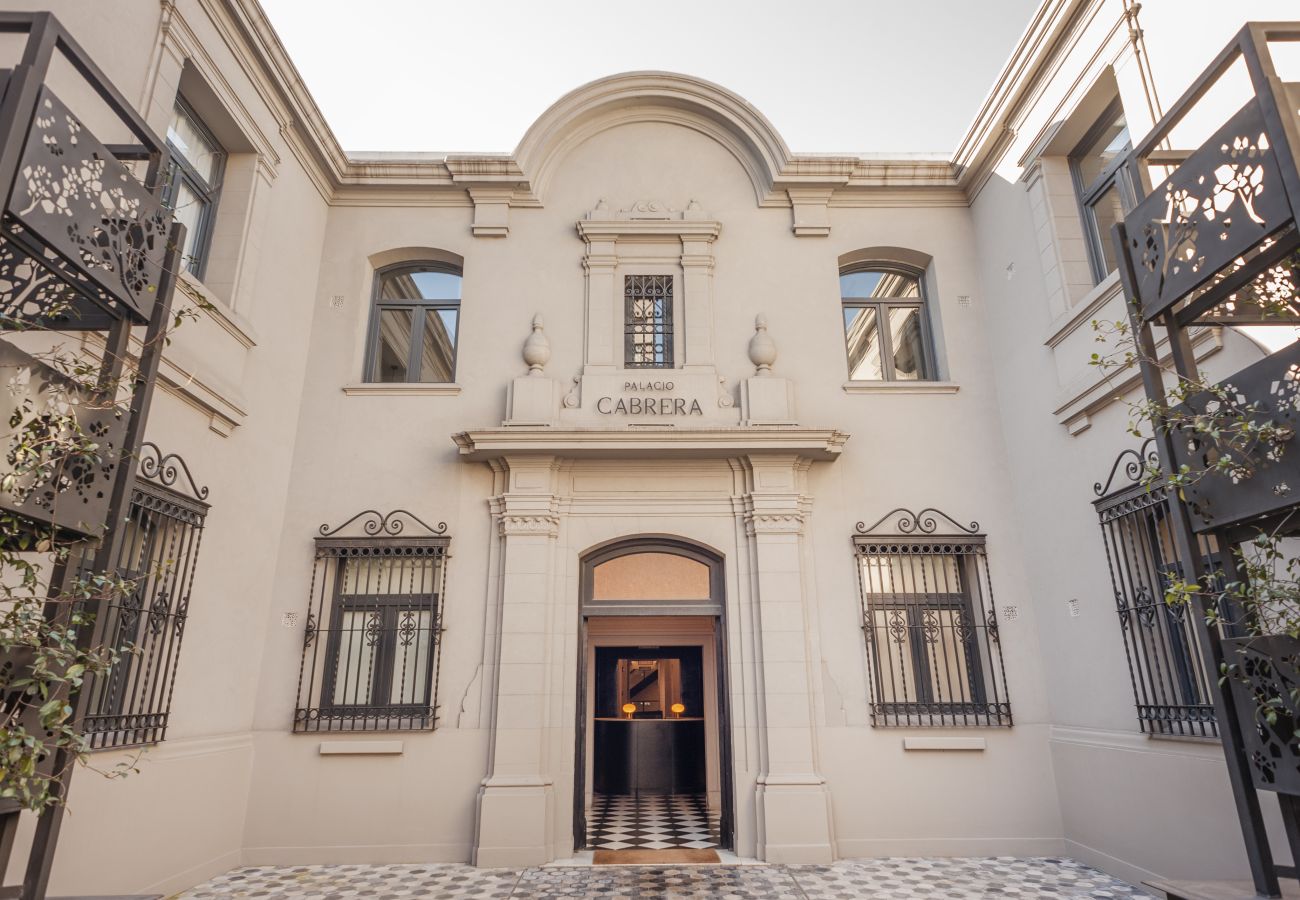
[{"left": 259, "top": 0, "right": 1042, "bottom": 156}]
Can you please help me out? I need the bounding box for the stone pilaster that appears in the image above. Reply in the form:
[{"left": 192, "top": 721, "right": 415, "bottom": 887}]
[
  {"left": 742, "top": 455, "right": 834, "bottom": 863},
  {"left": 473, "top": 458, "right": 561, "bottom": 867}
]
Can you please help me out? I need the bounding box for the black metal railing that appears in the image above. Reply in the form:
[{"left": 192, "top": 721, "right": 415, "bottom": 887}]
[
  {"left": 1094, "top": 442, "right": 1220, "bottom": 738},
  {"left": 295, "top": 510, "right": 448, "bottom": 733},
  {"left": 855, "top": 508, "right": 1011, "bottom": 727}
]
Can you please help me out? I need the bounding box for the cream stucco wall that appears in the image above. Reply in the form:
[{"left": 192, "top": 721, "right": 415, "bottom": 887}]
[{"left": 0, "top": 0, "right": 1294, "bottom": 894}]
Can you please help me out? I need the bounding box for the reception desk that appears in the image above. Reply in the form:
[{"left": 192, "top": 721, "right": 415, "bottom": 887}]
[{"left": 593, "top": 718, "right": 705, "bottom": 794}]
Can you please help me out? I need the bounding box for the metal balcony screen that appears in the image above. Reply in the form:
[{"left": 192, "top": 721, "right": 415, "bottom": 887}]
[
  {"left": 295, "top": 540, "right": 447, "bottom": 732},
  {"left": 80, "top": 473, "right": 209, "bottom": 750},
  {"left": 624, "top": 274, "right": 673, "bottom": 368},
  {"left": 1095, "top": 481, "right": 1220, "bottom": 737},
  {"left": 855, "top": 536, "right": 1011, "bottom": 727}
]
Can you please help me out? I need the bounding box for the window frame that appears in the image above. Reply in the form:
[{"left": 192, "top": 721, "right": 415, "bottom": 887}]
[
  {"left": 317, "top": 562, "right": 439, "bottom": 718},
  {"left": 161, "top": 96, "right": 225, "bottom": 279},
  {"left": 839, "top": 265, "right": 935, "bottom": 382},
  {"left": 1070, "top": 99, "right": 1136, "bottom": 284},
  {"left": 364, "top": 262, "right": 463, "bottom": 384}
]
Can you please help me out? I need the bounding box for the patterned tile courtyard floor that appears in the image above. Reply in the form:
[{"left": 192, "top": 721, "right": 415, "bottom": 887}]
[{"left": 174, "top": 857, "right": 1152, "bottom": 898}]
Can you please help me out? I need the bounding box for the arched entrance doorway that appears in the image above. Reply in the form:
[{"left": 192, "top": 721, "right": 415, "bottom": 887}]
[{"left": 574, "top": 538, "right": 734, "bottom": 855}]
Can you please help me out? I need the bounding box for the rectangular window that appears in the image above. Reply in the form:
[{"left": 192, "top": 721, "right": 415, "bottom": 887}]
[
  {"left": 295, "top": 533, "right": 448, "bottom": 732},
  {"left": 624, "top": 274, "right": 673, "bottom": 368},
  {"left": 162, "top": 98, "right": 225, "bottom": 277},
  {"left": 840, "top": 269, "right": 933, "bottom": 381},
  {"left": 855, "top": 525, "right": 1011, "bottom": 726},
  {"left": 1071, "top": 101, "right": 1134, "bottom": 283}
]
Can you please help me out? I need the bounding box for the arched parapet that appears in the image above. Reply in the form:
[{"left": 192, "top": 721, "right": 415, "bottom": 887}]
[{"left": 514, "top": 72, "right": 793, "bottom": 205}]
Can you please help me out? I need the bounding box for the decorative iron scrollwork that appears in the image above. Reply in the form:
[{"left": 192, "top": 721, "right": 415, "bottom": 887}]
[
  {"left": 137, "top": 442, "right": 209, "bottom": 500},
  {"left": 856, "top": 507, "right": 980, "bottom": 536},
  {"left": 318, "top": 509, "right": 448, "bottom": 538},
  {"left": 1094, "top": 438, "right": 1161, "bottom": 497}
]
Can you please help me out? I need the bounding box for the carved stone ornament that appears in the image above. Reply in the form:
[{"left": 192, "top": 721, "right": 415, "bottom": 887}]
[
  {"left": 748, "top": 314, "right": 777, "bottom": 374},
  {"left": 584, "top": 199, "right": 711, "bottom": 221},
  {"left": 717, "top": 376, "right": 734, "bottom": 408},
  {"left": 563, "top": 375, "right": 580, "bottom": 409},
  {"left": 745, "top": 510, "right": 806, "bottom": 535},
  {"left": 522, "top": 314, "right": 551, "bottom": 375},
  {"left": 499, "top": 514, "right": 560, "bottom": 537}
]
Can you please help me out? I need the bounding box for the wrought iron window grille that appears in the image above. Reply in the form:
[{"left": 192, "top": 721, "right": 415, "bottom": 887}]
[
  {"left": 75, "top": 443, "right": 210, "bottom": 750},
  {"left": 854, "top": 508, "right": 1011, "bottom": 727},
  {"left": 294, "top": 510, "right": 449, "bottom": 733},
  {"left": 624, "top": 274, "right": 673, "bottom": 369},
  {"left": 1094, "top": 440, "right": 1225, "bottom": 739}
]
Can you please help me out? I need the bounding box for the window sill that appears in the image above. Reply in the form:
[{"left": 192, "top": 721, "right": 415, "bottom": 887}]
[
  {"left": 842, "top": 381, "right": 959, "bottom": 395},
  {"left": 342, "top": 383, "right": 462, "bottom": 396},
  {"left": 178, "top": 270, "right": 258, "bottom": 349}
]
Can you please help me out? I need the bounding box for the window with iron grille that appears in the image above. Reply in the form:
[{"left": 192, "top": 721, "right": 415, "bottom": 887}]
[
  {"left": 855, "top": 509, "right": 1011, "bottom": 727},
  {"left": 1094, "top": 442, "right": 1223, "bottom": 738},
  {"left": 78, "top": 443, "right": 209, "bottom": 750},
  {"left": 294, "top": 510, "right": 448, "bottom": 733},
  {"left": 624, "top": 274, "right": 673, "bottom": 368}
]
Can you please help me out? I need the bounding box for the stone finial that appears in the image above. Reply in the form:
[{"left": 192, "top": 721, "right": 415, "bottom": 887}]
[
  {"left": 748, "top": 314, "right": 777, "bottom": 375},
  {"left": 522, "top": 314, "right": 551, "bottom": 376}
]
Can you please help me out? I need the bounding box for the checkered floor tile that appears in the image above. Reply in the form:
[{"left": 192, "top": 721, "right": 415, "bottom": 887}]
[
  {"left": 585, "top": 792, "right": 720, "bottom": 850},
  {"left": 174, "top": 858, "right": 1152, "bottom": 898}
]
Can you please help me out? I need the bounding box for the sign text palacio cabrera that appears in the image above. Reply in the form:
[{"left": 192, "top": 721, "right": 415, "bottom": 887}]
[{"left": 595, "top": 380, "right": 704, "bottom": 416}]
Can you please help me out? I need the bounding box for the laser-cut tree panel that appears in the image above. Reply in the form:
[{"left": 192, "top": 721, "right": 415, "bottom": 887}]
[
  {"left": 1170, "top": 342, "right": 1300, "bottom": 533},
  {"left": 4, "top": 88, "right": 170, "bottom": 324},
  {"left": 1123, "top": 101, "right": 1298, "bottom": 322}
]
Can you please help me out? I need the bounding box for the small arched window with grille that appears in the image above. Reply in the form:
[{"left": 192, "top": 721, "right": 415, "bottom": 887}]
[
  {"left": 366, "top": 264, "right": 461, "bottom": 383},
  {"left": 840, "top": 267, "right": 934, "bottom": 382}
]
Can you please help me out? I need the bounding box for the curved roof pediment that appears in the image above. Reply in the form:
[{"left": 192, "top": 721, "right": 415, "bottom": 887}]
[{"left": 513, "top": 72, "right": 793, "bottom": 204}]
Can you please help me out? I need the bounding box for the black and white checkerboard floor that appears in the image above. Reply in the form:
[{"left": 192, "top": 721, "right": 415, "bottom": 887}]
[{"left": 585, "top": 792, "right": 721, "bottom": 850}]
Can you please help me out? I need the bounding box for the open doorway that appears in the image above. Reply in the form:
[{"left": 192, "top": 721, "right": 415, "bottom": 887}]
[{"left": 574, "top": 540, "right": 733, "bottom": 853}]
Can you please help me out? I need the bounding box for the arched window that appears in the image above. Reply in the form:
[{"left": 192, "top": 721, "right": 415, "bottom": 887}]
[
  {"left": 840, "top": 267, "right": 933, "bottom": 381},
  {"left": 366, "top": 264, "right": 462, "bottom": 383}
]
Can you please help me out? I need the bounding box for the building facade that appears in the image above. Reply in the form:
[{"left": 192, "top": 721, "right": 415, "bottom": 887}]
[{"left": 3, "top": 0, "right": 1299, "bottom": 894}]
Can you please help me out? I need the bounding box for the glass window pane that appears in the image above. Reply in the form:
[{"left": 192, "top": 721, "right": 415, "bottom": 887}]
[
  {"left": 887, "top": 306, "right": 927, "bottom": 381},
  {"left": 390, "top": 609, "right": 432, "bottom": 705},
  {"left": 871, "top": 607, "right": 917, "bottom": 703},
  {"left": 1075, "top": 111, "right": 1130, "bottom": 189},
  {"left": 381, "top": 268, "right": 461, "bottom": 301},
  {"left": 167, "top": 105, "right": 221, "bottom": 186},
  {"left": 592, "top": 552, "right": 710, "bottom": 601},
  {"left": 844, "top": 306, "right": 883, "bottom": 380},
  {"left": 1088, "top": 183, "right": 1125, "bottom": 276},
  {"left": 840, "top": 270, "right": 920, "bottom": 299},
  {"left": 861, "top": 554, "right": 961, "bottom": 596},
  {"left": 930, "top": 608, "right": 975, "bottom": 702},
  {"left": 418, "top": 309, "right": 458, "bottom": 383},
  {"left": 342, "top": 557, "right": 438, "bottom": 596},
  {"left": 372, "top": 308, "right": 414, "bottom": 382},
  {"left": 168, "top": 178, "right": 205, "bottom": 271},
  {"left": 333, "top": 609, "right": 378, "bottom": 706}
]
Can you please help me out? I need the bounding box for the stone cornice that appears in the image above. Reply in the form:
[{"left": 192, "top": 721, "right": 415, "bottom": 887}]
[{"left": 453, "top": 427, "right": 849, "bottom": 462}]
